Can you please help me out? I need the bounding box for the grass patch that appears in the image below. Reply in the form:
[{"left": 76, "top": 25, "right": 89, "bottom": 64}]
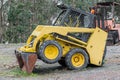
[{"left": 6, "top": 67, "right": 38, "bottom": 77}]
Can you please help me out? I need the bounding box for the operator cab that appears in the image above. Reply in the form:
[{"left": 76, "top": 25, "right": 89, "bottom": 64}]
[
  {"left": 52, "top": 3, "right": 95, "bottom": 42},
  {"left": 52, "top": 3, "right": 95, "bottom": 28}
]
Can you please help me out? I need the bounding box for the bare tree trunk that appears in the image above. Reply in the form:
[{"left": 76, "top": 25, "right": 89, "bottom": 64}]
[
  {"left": 0, "top": 0, "right": 3, "bottom": 27},
  {"left": 72, "top": 0, "right": 76, "bottom": 7},
  {"left": 30, "top": 0, "right": 35, "bottom": 24},
  {"left": 0, "top": 0, "right": 4, "bottom": 42}
]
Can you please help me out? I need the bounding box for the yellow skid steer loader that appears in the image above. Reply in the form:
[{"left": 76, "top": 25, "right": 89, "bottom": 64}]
[{"left": 15, "top": 3, "right": 107, "bottom": 73}]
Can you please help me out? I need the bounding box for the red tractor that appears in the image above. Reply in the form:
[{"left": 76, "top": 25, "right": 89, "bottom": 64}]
[{"left": 91, "top": 2, "right": 120, "bottom": 45}]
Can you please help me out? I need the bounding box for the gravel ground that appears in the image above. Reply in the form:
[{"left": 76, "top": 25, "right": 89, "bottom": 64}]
[{"left": 0, "top": 44, "right": 120, "bottom": 80}]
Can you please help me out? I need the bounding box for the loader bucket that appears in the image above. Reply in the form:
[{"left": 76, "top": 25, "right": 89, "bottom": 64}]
[{"left": 15, "top": 50, "right": 37, "bottom": 73}]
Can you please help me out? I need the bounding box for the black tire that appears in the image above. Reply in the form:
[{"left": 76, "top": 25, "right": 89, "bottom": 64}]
[
  {"left": 113, "top": 34, "right": 119, "bottom": 44},
  {"left": 101, "top": 46, "right": 107, "bottom": 66},
  {"left": 65, "top": 48, "right": 89, "bottom": 70},
  {"left": 112, "top": 30, "right": 119, "bottom": 44},
  {"left": 38, "top": 40, "right": 62, "bottom": 64},
  {"left": 58, "top": 58, "right": 66, "bottom": 67}
]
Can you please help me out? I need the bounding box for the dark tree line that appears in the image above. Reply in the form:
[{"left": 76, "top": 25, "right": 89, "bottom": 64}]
[{"left": 0, "top": 0, "right": 120, "bottom": 43}]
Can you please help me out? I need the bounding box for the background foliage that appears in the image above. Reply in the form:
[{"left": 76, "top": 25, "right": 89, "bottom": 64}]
[{"left": 0, "top": 0, "right": 120, "bottom": 43}]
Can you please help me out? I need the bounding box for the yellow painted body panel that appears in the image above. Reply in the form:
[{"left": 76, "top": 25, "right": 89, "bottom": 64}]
[
  {"left": 19, "top": 25, "right": 107, "bottom": 66},
  {"left": 86, "top": 28, "right": 108, "bottom": 66}
]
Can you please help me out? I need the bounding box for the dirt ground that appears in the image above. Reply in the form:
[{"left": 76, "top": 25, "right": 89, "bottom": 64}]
[{"left": 0, "top": 44, "right": 120, "bottom": 80}]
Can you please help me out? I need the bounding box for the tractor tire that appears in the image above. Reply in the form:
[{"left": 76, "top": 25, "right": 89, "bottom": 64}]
[
  {"left": 101, "top": 46, "right": 107, "bottom": 66},
  {"left": 39, "top": 40, "right": 62, "bottom": 64},
  {"left": 113, "top": 32, "right": 119, "bottom": 44},
  {"left": 58, "top": 58, "right": 66, "bottom": 67},
  {"left": 65, "top": 48, "right": 89, "bottom": 70}
]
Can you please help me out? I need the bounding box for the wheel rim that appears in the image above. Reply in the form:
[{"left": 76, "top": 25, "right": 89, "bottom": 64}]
[
  {"left": 71, "top": 53, "right": 85, "bottom": 67},
  {"left": 44, "top": 45, "right": 59, "bottom": 60}
]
